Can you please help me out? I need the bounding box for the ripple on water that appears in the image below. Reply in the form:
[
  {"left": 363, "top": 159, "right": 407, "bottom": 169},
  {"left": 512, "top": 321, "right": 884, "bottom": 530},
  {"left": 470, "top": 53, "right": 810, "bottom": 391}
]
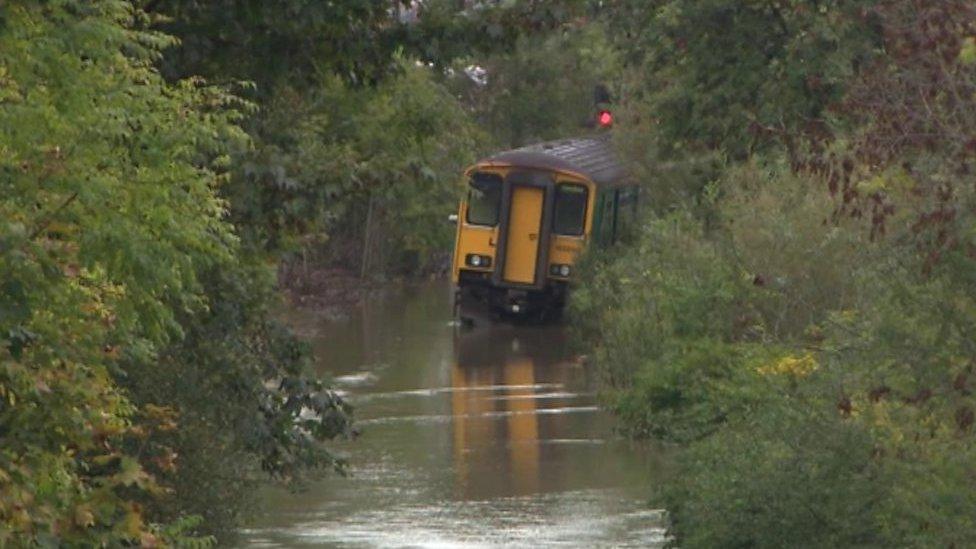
[
  {"left": 333, "top": 371, "right": 380, "bottom": 387},
  {"left": 483, "top": 391, "right": 591, "bottom": 402},
  {"left": 355, "top": 405, "right": 601, "bottom": 427},
  {"left": 245, "top": 489, "right": 668, "bottom": 548},
  {"left": 349, "top": 383, "right": 568, "bottom": 403}
]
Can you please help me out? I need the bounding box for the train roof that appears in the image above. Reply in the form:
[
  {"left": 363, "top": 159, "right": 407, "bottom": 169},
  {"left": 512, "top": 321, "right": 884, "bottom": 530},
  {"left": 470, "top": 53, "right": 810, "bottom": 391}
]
[{"left": 475, "top": 135, "right": 629, "bottom": 187}]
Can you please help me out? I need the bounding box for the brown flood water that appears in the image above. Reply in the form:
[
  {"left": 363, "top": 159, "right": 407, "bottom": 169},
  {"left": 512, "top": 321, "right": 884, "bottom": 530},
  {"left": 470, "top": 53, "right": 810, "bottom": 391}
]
[{"left": 241, "top": 281, "right": 667, "bottom": 548}]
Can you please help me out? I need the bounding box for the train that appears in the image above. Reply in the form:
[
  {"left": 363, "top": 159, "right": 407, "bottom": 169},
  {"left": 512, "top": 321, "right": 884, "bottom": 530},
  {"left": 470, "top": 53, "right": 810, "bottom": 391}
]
[{"left": 450, "top": 135, "right": 637, "bottom": 323}]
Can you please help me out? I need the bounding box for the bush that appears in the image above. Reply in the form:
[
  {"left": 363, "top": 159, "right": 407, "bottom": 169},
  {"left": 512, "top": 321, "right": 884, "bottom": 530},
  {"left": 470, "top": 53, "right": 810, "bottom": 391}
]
[
  {"left": 572, "top": 159, "right": 976, "bottom": 546},
  {"left": 576, "top": 1, "right": 976, "bottom": 546},
  {"left": 573, "top": 154, "right": 976, "bottom": 547},
  {"left": 660, "top": 251, "right": 976, "bottom": 547},
  {"left": 572, "top": 162, "right": 867, "bottom": 402}
]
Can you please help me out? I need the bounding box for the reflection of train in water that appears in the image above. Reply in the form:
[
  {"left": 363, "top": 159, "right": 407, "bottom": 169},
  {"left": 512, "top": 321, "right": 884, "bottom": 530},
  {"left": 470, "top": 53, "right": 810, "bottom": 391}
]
[
  {"left": 450, "top": 136, "right": 637, "bottom": 323},
  {"left": 450, "top": 325, "right": 581, "bottom": 498}
]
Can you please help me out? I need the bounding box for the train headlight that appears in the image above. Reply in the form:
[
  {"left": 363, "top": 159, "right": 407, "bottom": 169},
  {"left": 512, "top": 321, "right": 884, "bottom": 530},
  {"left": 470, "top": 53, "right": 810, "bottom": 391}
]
[
  {"left": 465, "top": 254, "right": 492, "bottom": 268},
  {"left": 550, "top": 264, "right": 571, "bottom": 277}
]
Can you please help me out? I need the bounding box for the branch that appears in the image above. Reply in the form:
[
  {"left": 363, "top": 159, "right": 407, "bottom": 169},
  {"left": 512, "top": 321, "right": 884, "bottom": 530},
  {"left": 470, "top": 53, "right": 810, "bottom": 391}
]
[{"left": 29, "top": 192, "right": 78, "bottom": 240}]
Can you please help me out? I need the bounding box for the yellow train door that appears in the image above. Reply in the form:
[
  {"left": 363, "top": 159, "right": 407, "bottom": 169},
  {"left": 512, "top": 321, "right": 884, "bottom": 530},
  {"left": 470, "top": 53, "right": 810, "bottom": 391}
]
[{"left": 503, "top": 186, "right": 544, "bottom": 284}]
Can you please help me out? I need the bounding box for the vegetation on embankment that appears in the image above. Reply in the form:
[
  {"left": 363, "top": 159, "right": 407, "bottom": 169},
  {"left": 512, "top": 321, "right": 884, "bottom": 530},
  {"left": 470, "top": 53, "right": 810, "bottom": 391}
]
[
  {"left": 572, "top": 1, "right": 976, "bottom": 547},
  {"left": 1, "top": 3, "right": 355, "bottom": 545}
]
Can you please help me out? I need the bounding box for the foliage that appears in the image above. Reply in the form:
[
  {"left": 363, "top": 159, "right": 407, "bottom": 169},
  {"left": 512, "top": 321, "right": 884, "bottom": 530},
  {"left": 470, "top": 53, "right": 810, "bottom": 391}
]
[
  {"left": 118, "top": 259, "right": 354, "bottom": 538},
  {"left": 573, "top": 166, "right": 868, "bottom": 434},
  {"left": 575, "top": 2, "right": 976, "bottom": 545},
  {"left": 230, "top": 62, "right": 488, "bottom": 273},
  {"left": 0, "top": 1, "right": 351, "bottom": 544},
  {"left": 146, "top": 0, "right": 396, "bottom": 89},
  {"left": 1, "top": 1, "right": 231, "bottom": 543},
  {"left": 575, "top": 158, "right": 976, "bottom": 545},
  {"left": 448, "top": 22, "right": 619, "bottom": 148},
  {"left": 344, "top": 63, "right": 488, "bottom": 273},
  {"left": 145, "top": 0, "right": 604, "bottom": 276},
  {"left": 664, "top": 393, "right": 887, "bottom": 548},
  {"left": 395, "top": 0, "right": 594, "bottom": 71},
  {"left": 652, "top": 244, "right": 976, "bottom": 547},
  {"left": 148, "top": 0, "right": 592, "bottom": 91},
  {"left": 603, "top": 0, "right": 879, "bottom": 158}
]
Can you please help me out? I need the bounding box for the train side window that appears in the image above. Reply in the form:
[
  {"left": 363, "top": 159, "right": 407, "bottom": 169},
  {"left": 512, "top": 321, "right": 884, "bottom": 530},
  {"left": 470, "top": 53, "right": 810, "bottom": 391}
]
[
  {"left": 599, "top": 192, "right": 616, "bottom": 245},
  {"left": 616, "top": 187, "right": 637, "bottom": 237},
  {"left": 466, "top": 172, "right": 502, "bottom": 226},
  {"left": 553, "top": 184, "right": 588, "bottom": 236}
]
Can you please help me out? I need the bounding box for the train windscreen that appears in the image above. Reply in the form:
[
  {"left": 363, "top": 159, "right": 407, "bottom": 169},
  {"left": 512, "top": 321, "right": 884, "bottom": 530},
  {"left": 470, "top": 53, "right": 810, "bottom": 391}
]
[
  {"left": 466, "top": 172, "right": 503, "bottom": 226},
  {"left": 553, "top": 184, "right": 588, "bottom": 236}
]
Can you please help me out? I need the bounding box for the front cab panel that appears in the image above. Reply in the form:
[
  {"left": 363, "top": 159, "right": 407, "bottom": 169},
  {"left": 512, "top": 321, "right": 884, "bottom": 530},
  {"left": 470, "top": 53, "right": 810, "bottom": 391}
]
[
  {"left": 547, "top": 176, "right": 594, "bottom": 282},
  {"left": 452, "top": 166, "right": 596, "bottom": 320}
]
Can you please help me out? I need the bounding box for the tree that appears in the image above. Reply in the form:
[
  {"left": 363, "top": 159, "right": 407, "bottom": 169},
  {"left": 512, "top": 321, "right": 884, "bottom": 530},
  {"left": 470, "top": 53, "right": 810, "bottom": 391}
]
[
  {"left": 449, "top": 23, "right": 619, "bottom": 148},
  {"left": 604, "top": 0, "right": 879, "bottom": 159},
  {"left": 1, "top": 1, "right": 351, "bottom": 543},
  {"left": 575, "top": 1, "right": 976, "bottom": 546}
]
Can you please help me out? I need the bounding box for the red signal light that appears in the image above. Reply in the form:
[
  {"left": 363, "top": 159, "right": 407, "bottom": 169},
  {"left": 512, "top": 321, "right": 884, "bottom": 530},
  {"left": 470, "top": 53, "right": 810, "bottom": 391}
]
[{"left": 598, "top": 109, "right": 613, "bottom": 128}]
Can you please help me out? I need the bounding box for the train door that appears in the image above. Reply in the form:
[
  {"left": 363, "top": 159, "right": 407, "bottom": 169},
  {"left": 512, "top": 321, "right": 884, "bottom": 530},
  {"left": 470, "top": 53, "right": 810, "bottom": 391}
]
[{"left": 502, "top": 185, "right": 545, "bottom": 284}]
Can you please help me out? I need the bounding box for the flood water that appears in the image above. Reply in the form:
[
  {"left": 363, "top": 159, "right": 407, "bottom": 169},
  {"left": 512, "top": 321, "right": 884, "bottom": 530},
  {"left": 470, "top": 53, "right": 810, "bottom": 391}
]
[{"left": 241, "top": 282, "right": 667, "bottom": 548}]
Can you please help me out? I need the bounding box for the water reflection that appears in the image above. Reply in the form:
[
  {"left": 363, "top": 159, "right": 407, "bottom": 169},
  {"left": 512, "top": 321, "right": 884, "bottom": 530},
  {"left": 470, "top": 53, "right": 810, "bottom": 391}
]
[
  {"left": 450, "top": 326, "right": 584, "bottom": 500},
  {"left": 241, "top": 282, "right": 667, "bottom": 548}
]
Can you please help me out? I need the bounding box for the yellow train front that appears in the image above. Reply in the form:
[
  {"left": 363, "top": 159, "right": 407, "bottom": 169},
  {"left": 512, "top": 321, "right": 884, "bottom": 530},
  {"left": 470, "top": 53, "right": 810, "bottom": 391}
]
[{"left": 451, "top": 136, "right": 636, "bottom": 323}]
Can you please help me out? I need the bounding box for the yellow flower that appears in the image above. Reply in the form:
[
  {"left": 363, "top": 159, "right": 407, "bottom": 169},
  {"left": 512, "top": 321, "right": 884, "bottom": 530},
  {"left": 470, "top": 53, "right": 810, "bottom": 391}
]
[{"left": 757, "top": 353, "right": 819, "bottom": 377}]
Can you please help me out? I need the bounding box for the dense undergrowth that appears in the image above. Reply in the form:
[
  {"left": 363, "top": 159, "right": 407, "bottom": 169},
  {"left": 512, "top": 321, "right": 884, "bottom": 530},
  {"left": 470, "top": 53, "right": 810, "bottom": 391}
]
[{"left": 573, "top": 1, "right": 976, "bottom": 546}]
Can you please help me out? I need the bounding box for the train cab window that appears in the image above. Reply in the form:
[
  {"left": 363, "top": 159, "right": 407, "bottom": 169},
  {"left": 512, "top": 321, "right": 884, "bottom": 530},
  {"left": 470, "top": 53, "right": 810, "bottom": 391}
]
[
  {"left": 553, "top": 184, "right": 588, "bottom": 236},
  {"left": 466, "top": 172, "right": 503, "bottom": 226}
]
